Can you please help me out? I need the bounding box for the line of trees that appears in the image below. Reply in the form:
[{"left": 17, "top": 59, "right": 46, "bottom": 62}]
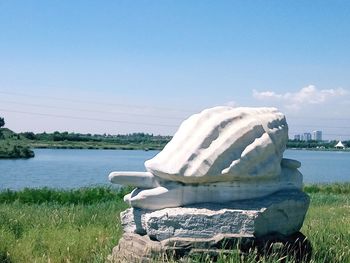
[
  {"left": 2, "top": 115, "right": 349, "bottom": 149},
  {"left": 21, "top": 130, "right": 350, "bottom": 148},
  {"left": 20, "top": 131, "right": 172, "bottom": 145}
]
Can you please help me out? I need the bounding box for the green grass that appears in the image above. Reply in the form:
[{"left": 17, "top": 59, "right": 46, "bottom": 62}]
[
  {"left": 0, "top": 188, "right": 130, "bottom": 263},
  {"left": 0, "top": 129, "right": 34, "bottom": 159},
  {"left": 301, "top": 194, "right": 349, "bottom": 263},
  {"left": 304, "top": 182, "right": 350, "bottom": 195},
  {"left": 0, "top": 187, "right": 132, "bottom": 205},
  {"left": 0, "top": 202, "right": 128, "bottom": 263},
  {"left": 0, "top": 185, "right": 349, "bottom": 263}
]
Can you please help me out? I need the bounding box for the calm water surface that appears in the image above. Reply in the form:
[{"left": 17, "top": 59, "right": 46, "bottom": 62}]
[
  {"left": 0, "top": 149, "right": 349, "bottom": 190},
  {"left": 0, "top": 149, "right": 158, "bottom": 190},
  {"left": 284, "top": 149, "right": 350, "bottom": 184}
]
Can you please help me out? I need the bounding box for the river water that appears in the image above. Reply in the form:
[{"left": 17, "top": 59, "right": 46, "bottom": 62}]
[{"left": 0, "top": 149, "right": 349, "bottom": 190}]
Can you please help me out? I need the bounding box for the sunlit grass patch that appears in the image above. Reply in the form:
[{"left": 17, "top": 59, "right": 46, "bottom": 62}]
[
  {"left": 0, "top": 185, "right": 349, "bottom": 262},
  {"left": 304, "top": 183, "right": 350, "bottom": 194},
  {"left": 0, "top": 200, "right": 127, "bottom": 263}
]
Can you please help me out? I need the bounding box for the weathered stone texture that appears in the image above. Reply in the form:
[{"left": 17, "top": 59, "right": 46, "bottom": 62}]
[{"left": 122, "top": 190, "right": 309, "bottom": 241}]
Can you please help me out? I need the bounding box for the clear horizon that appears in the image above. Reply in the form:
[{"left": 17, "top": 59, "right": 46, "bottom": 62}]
[{"left": 1, "top": 1, "right": 350, "bottom": 140}]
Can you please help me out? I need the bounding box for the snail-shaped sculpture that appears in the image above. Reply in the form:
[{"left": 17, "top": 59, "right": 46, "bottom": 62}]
[{"left": 109, "top": 106, "right": 302, "bottom": 210}]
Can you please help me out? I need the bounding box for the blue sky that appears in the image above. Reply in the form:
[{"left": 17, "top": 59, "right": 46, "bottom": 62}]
[{"left": 1, "top": 1, "right": 350, "bottom": 139}]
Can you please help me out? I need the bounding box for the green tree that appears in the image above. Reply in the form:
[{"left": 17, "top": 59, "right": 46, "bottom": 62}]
[
  {"left": 22, "top": 132, "right": 36, "bottom": 140},
  {"left": 0, "top": 117, "right": 4, "bottom": 128}
]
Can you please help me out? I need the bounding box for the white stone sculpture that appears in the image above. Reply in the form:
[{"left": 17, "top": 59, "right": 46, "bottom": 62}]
[
  {"left": 109, "top": 106, "right": 311, "bottom": 262},
  {"left": 109, "top": 106, "right": 303, "bottom": 210}
]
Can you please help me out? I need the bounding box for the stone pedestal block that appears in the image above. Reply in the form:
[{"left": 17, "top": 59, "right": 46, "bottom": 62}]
[{"left": 121, "top": 190, "right": 309, "bottom": 241}]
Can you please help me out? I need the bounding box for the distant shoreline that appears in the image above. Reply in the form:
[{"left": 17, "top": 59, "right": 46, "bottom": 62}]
[
  {"left": 27, "top": 145, "right": 350, "bottom": 152},
  {"left": 0, "top": 148, "right": 35, "bottom": 159},
  {"left": 30, "top": 142, "right": 163, "bottom": 151},
  {"left": 0, "top": 128, "right": 168, "bottom": 158},
  {"left": 1, "top": 128, "right": 348, "bottom": 157}
]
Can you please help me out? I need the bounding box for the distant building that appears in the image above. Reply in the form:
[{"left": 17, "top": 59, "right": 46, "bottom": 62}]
[
  {"left": 303, "top": 132, "right": 312, "bottom": 141},
  {"left": 312, "top": 130, "right": 322, "bottom": 141},
  {"left": 294, "top": 134, "right": 301, "bottom": 141}
]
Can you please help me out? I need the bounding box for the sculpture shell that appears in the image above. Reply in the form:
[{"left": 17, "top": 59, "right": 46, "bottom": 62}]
[
  {"left": 145, "top": 106, "right": 288, "bottom": 184},
  {"left": 109, "top": 106, "right": 302, "bottom": 209}
]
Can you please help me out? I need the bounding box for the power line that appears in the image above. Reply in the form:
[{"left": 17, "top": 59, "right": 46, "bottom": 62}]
[
  {"left": 2, "top": 106, "right": 350, "bottom": 129},
  {"left": 0, "top": 108, "right": 179, "bottom": 128},
  {"left": 2, "top": 90, "right": 350, "bottom": 121},
  {"left": 0, "top": 90, "right": 195, "bottom": 113},
  {"left": 2, "top": 108, "right": 350, "bottom": 138},
  {"left": 0, "top": 100, "right": 185, "bottom": 120}
]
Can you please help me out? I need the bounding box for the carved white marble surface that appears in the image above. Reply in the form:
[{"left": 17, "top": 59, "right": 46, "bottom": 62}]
[{"left": 109, "top": 106, "right": 303, "bottom": 210}]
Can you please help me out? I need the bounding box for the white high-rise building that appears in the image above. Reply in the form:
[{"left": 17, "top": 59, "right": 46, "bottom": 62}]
[
  {"left": 303, "top": 132, "right": 312, "bottom": 141},
  {"left": 312, "top": 130, "right": 322, "bottom": 141}
]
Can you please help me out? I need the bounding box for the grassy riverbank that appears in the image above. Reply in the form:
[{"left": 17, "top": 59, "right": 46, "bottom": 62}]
[
  {"left": 0, "top": 129, "right": 34, "bottom": 159},
  {"left": 0, "top": 184, "right": 349, "bottom": 263}
]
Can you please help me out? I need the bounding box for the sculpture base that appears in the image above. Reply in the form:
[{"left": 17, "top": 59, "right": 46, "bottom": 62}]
[
  {"left": 109, "top": 232, "right": 312, "bottom": 263},
  {"left": 122, "top": 190, "right": 310, "bottom": 240},
  {"left": 110, "top": 190, "right": 310, "bottom": 262}
]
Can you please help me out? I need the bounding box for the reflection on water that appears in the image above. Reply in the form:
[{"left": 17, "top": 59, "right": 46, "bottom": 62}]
[{"left": 0, "top": 149, "right": 349, "bottom": 190}]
